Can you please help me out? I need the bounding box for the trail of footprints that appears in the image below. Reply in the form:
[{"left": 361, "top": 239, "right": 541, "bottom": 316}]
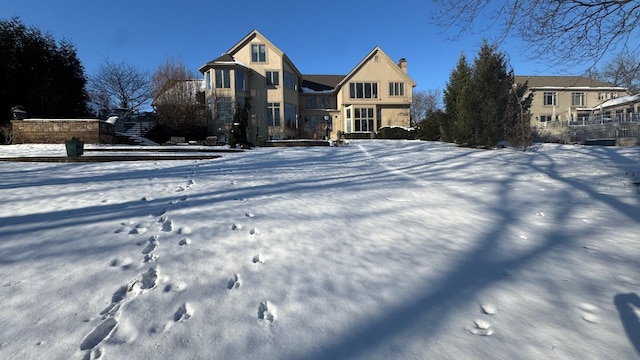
[
  {"left": 80, "top": 165, "right": 200, "bottom": 359},
  {"left": 81, "top": 165, "right": 274, "bottom": 359},
  {"left": 227, "top": 195, "right": 274, "bottom": 324}
]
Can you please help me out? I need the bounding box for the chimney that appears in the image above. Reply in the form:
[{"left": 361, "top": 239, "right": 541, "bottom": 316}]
[{"left": 398, "top": 58, "right": 407, "bottom": 73}]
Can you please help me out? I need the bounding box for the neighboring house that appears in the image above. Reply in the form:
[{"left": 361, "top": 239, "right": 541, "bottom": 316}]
[
  {"left": 199, "top": 30, "right": 416, "bottom": 143},
  {"left": 515, "top": 76, "right": 628, "bottom": 125},
  {"left": 587, "top": 93, "right": 640, "bottom": 123}
]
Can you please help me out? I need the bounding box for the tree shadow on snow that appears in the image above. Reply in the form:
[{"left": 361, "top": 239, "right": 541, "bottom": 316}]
[{"left": 614, "top": 293, "right": 640, "bottom": 355}]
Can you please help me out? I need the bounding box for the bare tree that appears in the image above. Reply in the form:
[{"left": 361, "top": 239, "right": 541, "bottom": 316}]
[
  {"left": 590, "top": 50, "right": 640, "bottom": 93},
  {"left": 88, "top": 60, "right": 150, "bottom": 112},
  {"left": 411, "top": 89, "right": 441, "bottom": 126},
  {"left": 151, "top": 57, "right": 207, "bottom": 139},
  {"left": 432, "top": 0, "right": 640, "bottom": 69}
]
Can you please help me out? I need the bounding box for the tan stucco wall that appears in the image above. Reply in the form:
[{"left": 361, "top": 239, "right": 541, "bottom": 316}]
[{"left": 529, "top": 89, "right": 628, "bottom": 123}]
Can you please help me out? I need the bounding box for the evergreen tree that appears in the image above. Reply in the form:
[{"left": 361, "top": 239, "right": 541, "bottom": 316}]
[
  {"left": 443, "top": 53, "right": 473, "bottom": 144},
  {"left": 0, "top": 17, "right": 89, "bottom": 124},
  {"left": 444, "top": 40, "right": 532, "bottom": 148},
  {"left": 471, "top": 40, "right": 512, "bottom": 146}
]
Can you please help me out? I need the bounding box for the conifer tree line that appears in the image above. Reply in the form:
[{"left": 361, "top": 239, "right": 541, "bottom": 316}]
[
  {"left": 0, "top": 17, "right": 90, "bottom": 123},
  {"left": 442, "top": 40, "right": 533, "bottom": 149}
]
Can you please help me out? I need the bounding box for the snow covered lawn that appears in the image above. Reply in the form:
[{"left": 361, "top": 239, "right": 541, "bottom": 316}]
[{"left": 1, "top": 140, "right": 639, "bottom": 359}]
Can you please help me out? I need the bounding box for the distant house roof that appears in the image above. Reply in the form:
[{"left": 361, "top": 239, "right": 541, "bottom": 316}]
[
  {"left": 301, "top": 75, "right": 345, "bottom": 93},
  {"left": 515, "top": 76, "right": 626, "bottom": 91}
]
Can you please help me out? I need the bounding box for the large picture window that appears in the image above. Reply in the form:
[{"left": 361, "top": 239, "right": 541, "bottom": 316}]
[
  {"left": 349, "top": 82, "right": 378, "bottom": 99},
  {"left": 216, "top": 97, "right": 233, "bottom": 125},
  {"left": 251, "top": 44, "right": 266, "bottom": 62},
  {"left": 354, "top": 107, "right": 375, "bottom": 132}
]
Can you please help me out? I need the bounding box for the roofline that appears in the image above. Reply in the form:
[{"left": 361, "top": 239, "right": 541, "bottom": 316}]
[{"left": 335, "top": 46, "right": 417, "bottom": 92}]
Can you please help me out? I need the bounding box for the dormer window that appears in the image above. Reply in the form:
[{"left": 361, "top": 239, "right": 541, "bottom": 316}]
[{"left": 251, "top": 44, "right": 266, "bottom": 62}]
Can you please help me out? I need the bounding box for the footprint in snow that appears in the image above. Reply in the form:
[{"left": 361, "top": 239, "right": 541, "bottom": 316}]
[
  {"left": 80, "top": 318, "right": 118, "bottom": 350},
  {"left": 174, "top": 302, "right": 193, "bottom": 322},
  {"left": 141, "top": 235, "right": 159, "bottom": 255},
  {"left": 227, "top": 274, "right": 241, "bottom": 289},
  {"left": 258, "top": 301, "right": 276, "bottom": 323},
  {"left": 141, "top": 267, "right": 159, "bottom": 290},
  {"left": 466, "top": 319, "right": 493, "bottom": 336},
  {"left": 177, "top": 226, "right": 192, "bottom": 235},
  {"left": 178, "top": 238, "right": 191, "bottom": 246},
  {"left": 245, "top": 212, "right": 255, "bottom": 218},
  {"left": 250, "top": 228, "right": 259, "bottom": 235},
  {"left": 129, "top": 226, "right": 147, "bottom": 235},
  {"left": 480, "top": 303, "right": 497, "bottom": 315},
  {"left": 109, "top": 257, "right": 134, "bottom": 270},
  {"left": 82, "top": 347, "right": 103, "bottom": 360},
  {"left": 578, "top": 303, "right": 599, "bottom": 323},
  {"left": 161, "top": 219, "right": 173, "bottom": 232},
  {"left": 252, "top": 254, "right": 263, "bottom": 264},
  {"left": 231, "top": 224, "right": 242, "bottom": 231}
]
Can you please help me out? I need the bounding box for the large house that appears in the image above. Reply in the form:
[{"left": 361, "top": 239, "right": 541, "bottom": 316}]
[
  {"left": 515, "top": 76, "right": 629, "bottom": 125},
  {"left": 199, "top": 30, "right": 416, "bottom": 143}
]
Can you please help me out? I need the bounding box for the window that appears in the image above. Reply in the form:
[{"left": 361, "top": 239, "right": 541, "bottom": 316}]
[
  {"left": 543, "top": 92, "right": 556, "bottom": 106},
  {"left": 216, "top": 97, "right": 233, "bottom": 125},
  {"left": 389, "top": 82, "right": 405, "bottom": 96},
  {"left": 205, "top": 71, "right": 211, "bottom": 90},
  {"left": 321, "top": 96, "right": 330, "bottom": 109},
  {"left": 284, "top": 72, "right": 296, "bottom": 90},
  {"left": 349, "top": 82, "right": 378, "bottom": 99},
  {"left": 266, "top": 71, "right": 279, "bottom": 86},
  {"left": 307, "top": 96, "right": 317, "bottom": 109},
  {"left": 236, "top": 71, "right": 246, "bottom": 91},
  {"left": 598, "top": 92, "right": 620, "bottom": 100},
  {"left": 267, "top": 102, "right": 281, "bottom": 126},
  {"left": 284, "top": 103, "right": 297, "bottom": 128},
  {"left": 251, "top": 44, "right": 266, "bottom": 62},
  {"left": 571, "top": 92, "right": 585, "bottom": 106},
  {"left": 346, "top": 107, "right": 352, "bottom": 132},
  {"left": 354, "top": 107, "right": 375, "bottom": 132},
  {"left": 215, "top": 69, "right": 230, "bottom": 89}
]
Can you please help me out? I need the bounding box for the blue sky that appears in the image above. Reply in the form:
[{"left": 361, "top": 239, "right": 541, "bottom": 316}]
[{"left": 5, "top": 0, "right": 567, "bottom": 93}]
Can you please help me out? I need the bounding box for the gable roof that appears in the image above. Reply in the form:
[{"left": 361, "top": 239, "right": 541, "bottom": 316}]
[
  {"left": 336, "top": 46, "right": 416, "bottom": 92},
  {"left": 515, "top": 76, "right": 625, "bottom": 90},
  {"left": 227, "top": 29, "right": 302, "bottom": 77}
]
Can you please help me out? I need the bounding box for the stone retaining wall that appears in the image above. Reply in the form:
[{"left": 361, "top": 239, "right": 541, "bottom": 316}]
[{"left": 11, "top": 119, "right": 114, "bottom": 144}]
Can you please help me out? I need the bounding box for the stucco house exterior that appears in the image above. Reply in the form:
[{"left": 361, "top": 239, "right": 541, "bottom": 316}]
[
  {"left": 199, "top": 30, "right": 416, "bottom": 143},
  {"left": 515, "top": 76, "right": 629, "bottom": 125}
]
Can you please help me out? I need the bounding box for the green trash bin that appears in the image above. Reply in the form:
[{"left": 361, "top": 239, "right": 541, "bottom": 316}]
[{"left": 65, "top": 138, "right": 84, "bottom": 157}]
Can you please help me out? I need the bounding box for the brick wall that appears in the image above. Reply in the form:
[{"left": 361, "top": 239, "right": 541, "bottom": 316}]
[{"left": 11, "top": 119, "right": 114, "bottom": 144}]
